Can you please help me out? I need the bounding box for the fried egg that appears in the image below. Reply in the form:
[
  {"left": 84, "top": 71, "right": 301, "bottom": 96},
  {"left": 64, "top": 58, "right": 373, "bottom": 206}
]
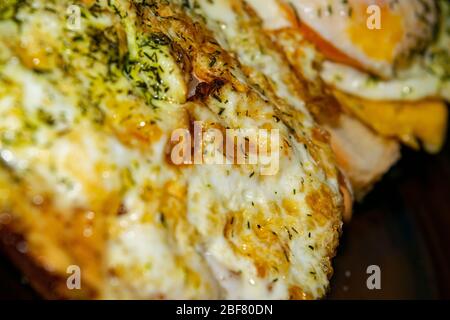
[
  {"left": 249, "top": 0, "right": 449, "bottom": 101},
  {"left": 305, "top": 0, "right": 449, "bottom": 102},
  {"left": 247, "top": 0, "right": 448, "bottom": 154},
  {"left": 286, "top": 0, "right": 438, "bottom": 78}
]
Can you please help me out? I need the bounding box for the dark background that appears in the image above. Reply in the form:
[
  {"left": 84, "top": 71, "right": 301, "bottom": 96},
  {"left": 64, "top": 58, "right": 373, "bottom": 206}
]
[
  {"left": 1, "top": 132, "right": 449, "bottom": 300},
  {"left": 330, "top": 136, "right": 450, "bottom": 299}
]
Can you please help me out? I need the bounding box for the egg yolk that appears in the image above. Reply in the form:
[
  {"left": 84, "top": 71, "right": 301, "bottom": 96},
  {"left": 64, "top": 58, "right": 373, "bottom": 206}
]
[{"left": 347, "top": 0, "right": 404, "bottom": 63}]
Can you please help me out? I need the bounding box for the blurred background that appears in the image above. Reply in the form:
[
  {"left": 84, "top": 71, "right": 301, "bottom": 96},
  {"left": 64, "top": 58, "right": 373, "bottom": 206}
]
[{"left": 330, "top": 132, "right": 450, "bottom": 299}]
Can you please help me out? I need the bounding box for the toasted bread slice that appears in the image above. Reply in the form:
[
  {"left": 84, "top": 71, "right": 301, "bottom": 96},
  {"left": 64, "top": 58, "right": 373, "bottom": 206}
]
[{"left": 327, "top": 114, "right": 401, "bottom": 200}]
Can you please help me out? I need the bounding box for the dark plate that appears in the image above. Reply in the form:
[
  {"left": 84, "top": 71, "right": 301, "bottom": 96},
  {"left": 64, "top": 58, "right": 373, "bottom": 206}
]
[
  {"left": 1, "top": 137, "right": 450, "bottom": 300},
  {"left": 330, "top": 138, "right": 450, "bottom": 299}
]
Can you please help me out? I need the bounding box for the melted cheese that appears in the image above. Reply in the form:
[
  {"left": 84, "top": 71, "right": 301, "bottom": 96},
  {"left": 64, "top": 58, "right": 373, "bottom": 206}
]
[
  {"left": 333, "top": 90, "right": 448, "bottom": 154},
  {"left": 0, "top": 0, "right": 343, "bottom": 299}
]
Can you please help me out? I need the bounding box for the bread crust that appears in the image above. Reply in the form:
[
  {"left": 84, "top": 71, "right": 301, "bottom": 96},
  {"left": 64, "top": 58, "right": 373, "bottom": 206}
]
[
  {"left": 327, "top": 114, "right": 401, "bottom": 200},
  {"left": 0, "top": 226, "right": 96, "bottom": 300}
]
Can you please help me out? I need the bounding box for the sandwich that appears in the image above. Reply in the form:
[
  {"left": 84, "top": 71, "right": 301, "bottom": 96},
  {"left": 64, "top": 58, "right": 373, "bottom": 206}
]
[
  {"left": 245, "top": 0, "right": 449, "bottom": 198},
  {"left": 0, "top": 0, "right": 344, "bottom": 299},
  {"left": 0, "top": 0, "right": 447, "bottom": 300}
]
